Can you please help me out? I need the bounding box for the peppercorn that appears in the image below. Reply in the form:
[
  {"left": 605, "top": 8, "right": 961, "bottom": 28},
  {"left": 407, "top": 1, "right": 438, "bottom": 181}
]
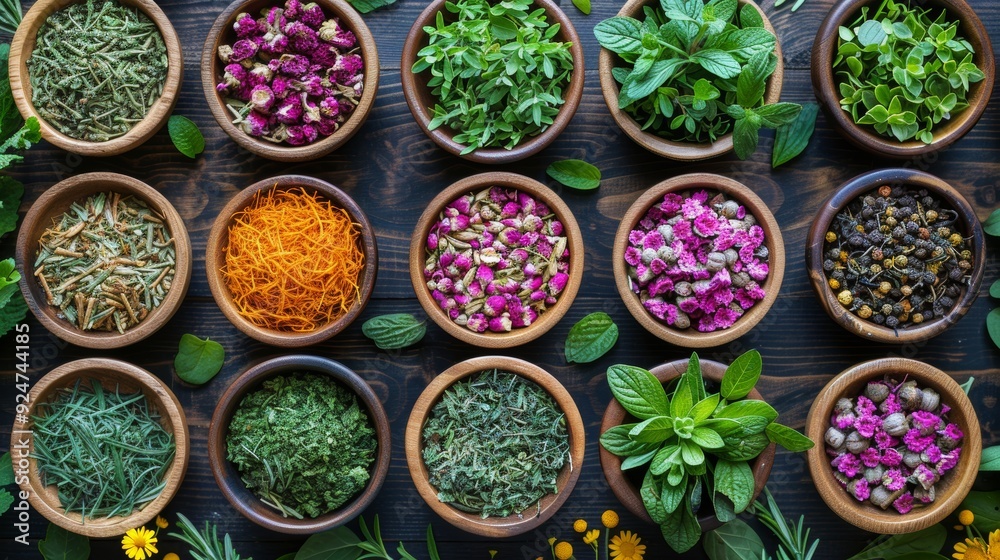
[
  {"left": 912, "top": 313, "right": 924, "bottom": 324},
  {"left": 858, "top": 305, "right": 873, "bottom": 319},
  {"left": 879, "top": 282, "right": 892, "bottom": 294}
]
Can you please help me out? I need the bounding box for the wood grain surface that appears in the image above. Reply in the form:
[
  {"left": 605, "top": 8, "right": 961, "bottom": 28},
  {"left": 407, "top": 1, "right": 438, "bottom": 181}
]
[{"left": 1, "top": 0, "right": 999, "bottom": 558}]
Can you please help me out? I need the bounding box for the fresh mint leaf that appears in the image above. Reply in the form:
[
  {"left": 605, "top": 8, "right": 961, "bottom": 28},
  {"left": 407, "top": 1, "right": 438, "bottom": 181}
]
[
  {"left": 362, "top": 313, "right": 427, "bottom": 350},
  {"left": 0, "top": 43, "right": 24, "bottom": 145},
  {"left": 981, "top": 446, "right": 1000, "bottom": 471},
  {"left": 572, "top": 0, "right": 590, "bottom": 15},
  {"left": 755, "top": 102, "right": 802, "bottom": 128},
  {"left": 690, "top": 49, "right": 741, "bottom": 78},
  {"left": 564, "top": 311, "right": 617, "bottom": 361},
  {"left": 0, "top": 451, "right": 13, "bottom": 485},
  {"left": 732, "top": 115, "right": 760, "bottom": 160},
  {"left": 706, "top": 0, "right": 737, "bottom": 21},
  {"left": 345, "top": 0, "right": 396, "bottom": 13},
  {"left": 0, "top": 117, "right": 40, "bottom": 170},
  {"left": 594, "top": 17, "right": 645, "bottom": 56},
  {"left": 174, "top": 334, "right": 225, "bottom": 385},
  {"left": 714, "top": 460, "right": 754, "bottom": 512},
  {"left": 39, "top": 523, "right": 90, "bottom": 560},
  {"left": 547, "top": 159, "right": 602, "bottom": 192},
  {"left": 739, "top": 2, "right": 764, "bottom": 28},
  {"left": 765, "top": 422, "right": 814, "bottom": 452},
  {"left": 641, "top": 468, "right": 668, "bottom": 524},
  {"left": 0, "top": 175, "right": 24, "bottom": 238},
  {"left": 607, "top": 364, "right": 670, "bottom": 420},
  {"left": 662, "top": 489, "right": 702, "bottom": 553},
  {"left": 721, "top": 349, "right": 762, "bottom": 400},
  {"left": 168, "top": 115, "right": 205, "bottom": 159},
  {"left": 773, "top": 102, "right": 819, "bottom": 167},
  {"left": 736, "top": 51, "right": 771, "bottom": 107},
  {"left": 624, "top": 58, "right": 687, "bottom": 100},
  {"left": 0, "top": 291, "right": 27, "bottom": 338}
]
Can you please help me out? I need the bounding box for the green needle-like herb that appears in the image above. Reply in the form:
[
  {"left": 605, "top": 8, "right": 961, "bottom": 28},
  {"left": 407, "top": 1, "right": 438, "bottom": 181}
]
[
  {"left": 0, "top": 0, "right": 21, "bottom": 35},
  {"left": 169, "top": 513, "right": 250, "bottom": 560},
  {"left": 31, "top": 379, "right": 175, "bottom": 519},
  {"left": 422, "top": 369, "right": 570, "bottom": 518},
  {"left": 751, "top": 488, "right": 820, "bottom": 560}
]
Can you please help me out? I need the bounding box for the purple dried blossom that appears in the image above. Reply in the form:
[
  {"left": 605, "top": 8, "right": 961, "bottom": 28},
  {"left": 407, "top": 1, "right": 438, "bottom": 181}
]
[
  {"left": 284, "top": 20, "right": 319, "bottom": 52},
  {"left": 467, "top": 313, "right": 488, "bottom": 333},
  {"left": 911, "top": 410, "right": 940, "bottom": 435},
  {"left": 860, "top": 448, "right": 881, "bottom": 468},
  {"left": 913, "top": 464, "right": 938, "bottom": 490},
  {"left": 286, "top": 124, "right": 318, "bottom": 145},
  {"left": 883, "top": 468, "right": 906, "bottom": 491},
  {"left": 892, "top": 492, "right": 914, "bottom": 514},
  {"left": 833, "top": 453, "right": 861, "bottom": 478},
  {"left": 233, "top": 13, "right": 263, "bottom": 37},
  {"left": 300, "top": 2, "right": 326, "bottom": 28},
  {"left": 279, "top": 54, "right": 310, "bottom": 76},
  {"left": 903, "top": 429, "right": 935, "bottom": 453},
  {"left": 881, "top": 448, "right": 903, "bottom": 467},
  {"left": 488, "top": 316, "right": 512, "bottom": 333},
  {"left": 855, "top": 414, "right": 879, "bottom": 438},
  {"left": 240, "top": 110, "right": 271, "bottom": 137},
  {"left": 938, "top": 448, "right": 961, "bottom": 473},
  {"left": 249, "top": 85, "right": 276, "bottom": 112},
  {"left": 875, "top": 430, "right": 898, "bottom": 450},
  {"left": 317, "top": 117, "right": 339, "bottom": 136},
  {"left": 274, "top": 96, "right": 303, "bottom": 124}
]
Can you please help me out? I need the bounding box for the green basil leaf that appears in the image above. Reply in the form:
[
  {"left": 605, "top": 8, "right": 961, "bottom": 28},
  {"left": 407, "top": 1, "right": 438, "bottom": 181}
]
[
  {"left": 715, "top": 400, "right": 777, "bottom": 423},
  {"left": 168, "top": 115, "right": 205, "bottom": 159},
  {"left": 345, "top": 0, "right": 396, "bottom": 13},
  {"left": 982, "top": 208, "right": 1000, "bottom": 236},
  {"left": 601, "top": 423, "right": 660, "bottom": 456},
  {"left": 547, "top": 159, "right": 602, "bottom": 192},
  {"left": 704, "top": 517, "right": 766, "bottom": 560},
  {"left": 714, "top": 459, "right": 754, "bottom": 513},
  {"left": 765, "top": 422, "right": 814, "bottom": 452},
  {"left": 0, "top": 451, "right": 12, "bottom": 485},
  {"left": 38, "top": 523, "right": 90, "bottom": 560},
  {"left": 295, "top": 526, "right": 362, "bottom": 560},
  {"left": 362, "top": 313, "right": 427, "bottom": 350},
  {"left": 641, "top": 468, "right": 668, "bottom": 524},
  {"left": 174, "top": 333, "right": 225, "bottom": 385},
  {"left": 773, "top": 102, "right": 819, "bottom": 168},
  {"left": 607, "top": 364, "right": 670, "bottom": 420},
  {"left": 990, "top": 279, "right": 1000, "bottom": 299},
  {"left": 594, "top": 17, "right": 644, "bottom": 56},
  {"left": 981, "top": 445, "right": 1000, "bottom": 471},
  {"left": 846, "top": 524, "right": 947, "bottom": 560},
  {"left": 0, "top": 175, "right": 24, "bottom": 238},
  {"left": 721, "top": 349, "right": 762, "bottom": 400},
  {"left": 960, "top": 491, "right": 1000, "bottom": 535},
  {"left": 630, "top": 415, "right": 675, "bottom": 443},
  {"left": 988, "top": 308, "right": 1000, "bottom": 350},
  {"left": 572, "top": 0, "right": 591, "bottom": 15}
]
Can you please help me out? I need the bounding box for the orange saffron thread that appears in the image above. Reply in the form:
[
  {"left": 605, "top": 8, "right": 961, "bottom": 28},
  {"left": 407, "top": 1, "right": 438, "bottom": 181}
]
[{"left": 222, "top": 187, "right": 365, "bottom": 332}]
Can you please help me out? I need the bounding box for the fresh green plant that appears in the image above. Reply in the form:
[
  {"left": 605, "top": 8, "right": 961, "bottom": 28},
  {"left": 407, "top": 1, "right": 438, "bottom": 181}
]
[
  {"left": 0, "top": 258, "right": 26, "bottom": 338},
  {"left": 39, "top": 522, "right": 90, "bottom": 560},
  {"left": 564, "top": 311, "right": 618, "bottom": 363},
  {"left": 981, "top": 210, "right": 1000, "bottom": 350},
  {"left": 169, "top": 115, "right": 206, "bottom": 159},
  {"left": 174, "top": 333, "right": 225, "bottom": 385},
  {"left": 170, "top": 513, "right": 250, "bottom": 560},
  {"left": 346, "top": 0, "right": 396, "bottom": 14},
  {"left": 703, "top": 518, "right": 767, "bottom": 560},
  {"left": 0, "top": 0, "right": 20, "bottom": 36},
  {"left": 412, "top": 0, "right": 575, "bottom": 154},
  {"left": 362, "top": 313, "right": 427, "bottom": 350},
  {"left": 751, "top": 488, "right": 819, "bottom": 560},
  {"left": 982, "top": 445, "right": 1000, "bottom": 471},
  {"left": 772, "top": 102, "right": 818, "bottom": 168},
  {"left": 834, "top": 0, "right": 984, "bottom": 143},
  {"left": 546, "top": 159, "right": 602, "bottom": 191},
  {"left": 773, "top": 0, "right": 807, "bottom": 12},
  {"left": 594, "top": 0, "right": 801, "bottom": 159},
  {"left": 961, "top": 491, "right": 1000, "bottom": 535},
  {"left": 293, "top": 515, "right": 441, "bottom": 560},
  {"left": 572, "top": 0, "right": 591, "bottom": 15},
  {"left": 0, "top": 452, "right": 14, "bottom": 516},
  {"left": 845, "top": 524, "right": 947, "bottom": 560},
  {"left": 0, "top": 44, "right": 40, "bottom": 170},
  {"left": 600, "top": 350, "right": 813, "bottom": 553}
]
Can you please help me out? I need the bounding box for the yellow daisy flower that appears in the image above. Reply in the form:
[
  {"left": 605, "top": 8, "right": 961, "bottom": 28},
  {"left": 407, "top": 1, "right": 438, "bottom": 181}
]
[
  {"left": 122, "top": 527, "right": 158, "bottom": 560},
  {"left": 601, "top": 510, "right": 619, "bottom": 529},
  {"left": 583, "top": 529, "right": 600, "bottom": 545},
  {"left": 610, "top": 530, "right": 646, "bottom": 560},
  {"left": 555, "top": 541, "right": 574, "bottom": 560},
  {"left": 959, "top": 510, "right": 975, "bottom": 526},
  {"left": 573, "top": 519, "right": 588, "bottom": 533},
  {"left": 953, "top": 536, "right": 993, "bottom": 560}
]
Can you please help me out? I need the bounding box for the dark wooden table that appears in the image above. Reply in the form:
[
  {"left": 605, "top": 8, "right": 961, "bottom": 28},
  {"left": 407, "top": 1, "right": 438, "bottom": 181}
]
[{"left": 2, "top": 0, "right": 999, "bottom": 558}]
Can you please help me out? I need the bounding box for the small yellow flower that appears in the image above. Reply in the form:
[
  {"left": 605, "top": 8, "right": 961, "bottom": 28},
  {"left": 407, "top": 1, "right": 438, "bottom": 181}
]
[
  {"left": 156, "top": 516, "right": 169, "bottom": 529},
  {"left": 548, "top": 537, "right": 557, "bottom": 546},
  {"left": 573, "top": 519, "right": 588, "bottom": 533},
  {"left": 163, "top": 555, "right": 180, "bottom": 560},
  {"left": 489, "top": 551, "right": 498, "bottom": 559},
  {"left": 122, "top": 527, "right": 158, "bottom": 560},
  {"left": 583, "top": 529, "right": 600, "bottom": 545},
  {"left": 555, "top": 541, "right": 574, "bottom": 560},
  {"left": 959, "top": 510, "right": 975, "bottom": 526},
  {"left": 601, "top": 510, "right": 619, "bottom": 529},
  {"left": 610, "top": 530, "right": 646, "bottom": 560}
]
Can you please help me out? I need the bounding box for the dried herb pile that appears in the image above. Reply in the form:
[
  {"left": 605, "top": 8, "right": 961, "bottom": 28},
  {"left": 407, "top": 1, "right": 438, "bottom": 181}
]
[
  {"left": 422, "top": 369, "right": 570, "bottom": 518},
  {"left": 32, "top": 379, "right": 175, "bottom": 519},
  {"left": 226, "top": 373, "right": 376, "bottom": 519}
]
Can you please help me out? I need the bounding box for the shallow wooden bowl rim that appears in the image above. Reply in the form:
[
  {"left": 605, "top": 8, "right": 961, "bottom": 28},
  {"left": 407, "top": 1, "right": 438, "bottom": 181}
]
[
  {"left": 408, "top": 172, "right": 584, "bottom": 348},
  {"left": 205, "top": 175, "right": 378, "bottom": 347},
  {"left": 9, "top": 0, "right": 183, "bottom": 156},
  {"left": 810, "top": 0, "right": 995, "bottom": 158},
  {"left": 400, "top": 0, "right": 585, "bottom": 163},
  {"left": 404, "top": 355, "right": 586, "bottom": 537},
  {"left": 13, "top": 358, "right": 190, "bottom": 537},
  {"left": 208, "top": 354, "right": 392, "bottom": 534},
  {"left": 201, "top": 0, "right": 380, "bottom": 162},
  {"left": 612, "top": 173, "right": 786, "bottom": 348},
  {"left": 804, "top": 357, "right": 981, "bottom": 534},
  {"left": 599, "top": 358, "right": 776, "bottom": 529},
  {"left": 15, "top": 172, "right": 193, "bottom": 349},
  {"left": 805, "top": 168, "right": 985, "bottom": 343},
  {"left": 598, "top": 0, "right": 782, "bottom": 161}
]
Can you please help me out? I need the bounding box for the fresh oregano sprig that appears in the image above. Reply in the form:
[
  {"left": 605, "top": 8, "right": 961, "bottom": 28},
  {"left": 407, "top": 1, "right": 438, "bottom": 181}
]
[
  {"left": 594, "top": 0, "right": 802, "bottom": 159},
  {"left": 834, "top": 0, "right": 984, "bottom": 143},
  {"left": 412, "top": 0, "right": 575, "bottom": 154}
]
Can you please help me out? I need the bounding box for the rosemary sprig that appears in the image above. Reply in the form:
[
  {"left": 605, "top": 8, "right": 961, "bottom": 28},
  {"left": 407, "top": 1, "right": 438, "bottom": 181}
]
[
  {"left": 169, "top": 513, "right": 249, "bottom": 560},
  {"left": 773, "top": 0, "right": 807, "bottom": 11},
  {"left": 0, "top": 0, "right": 21, "bottom": 35},
  {"left": 750, "top": 488, "right": 819, "bottom": 560}
]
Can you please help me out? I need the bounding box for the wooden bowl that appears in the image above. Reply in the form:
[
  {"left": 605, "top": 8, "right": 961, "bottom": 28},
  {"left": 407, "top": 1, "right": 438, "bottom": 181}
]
[
  {"left": 15, "top": 172, "right": 192, "bottom": 349},
  {"left": 811, "top": 0, "right": 994, "bottom": 158},
  {"left": 598, "top": 0, "right": 783, "bottom": 161},
  {"left": 9, "top": 0, "right": 182, "bottom": 156},
  {"left": 209, "top": 355, "right": 391, "bottom": 534},
  {"left": 206, "top": 175, "right": 377, "bottom": 347},
  {"left": 202, "top": 0, "right": 379, "bottom": 161},
  {"left": 612, "top": 173, "right": 786, "bottom": 348},
  {"left": 12, "top": 358, "right": 189, "bottom": 537},
  {"left": 806, "top": 169, "right": 984, "bottom": 344},
  {"left": 400, "top": 0, "right": 584, "bottom": 163},
  {"left": 404, "top": 356, "right": 586, "bottom": 537},
  {"left": 805, "top": 358, "right": 981, "bottom": 534},
  {"left": 409, "top": 172, "right": 584, "bottom": 348},
  {"left": 599, "top": 359, "right": 776, "bottom": 530}
]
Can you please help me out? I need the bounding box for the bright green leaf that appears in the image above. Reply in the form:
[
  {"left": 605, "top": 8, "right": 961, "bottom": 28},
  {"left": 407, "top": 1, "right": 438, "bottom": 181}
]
[
  {"left": 546, "top": 159, "right": 602, "bottom": 191},
  {"left": 362, "top": 313, "right": 427, "bottom": 350},
  {"left": 572, "top": 0, "right": 590, "bottom": 15},
  {"left": 168, "top": 115, "right": 205, "bottom": 159},
  {"left": 295, "top": 526, "right": 362, "bottom": 560},
  {"left": 565, "top": 311, "right": 618, "bottom": 362},
  {"left": 988, "top": 308, "right": 1000, "bottom": 350},
  {"left": 704, "top": 517, "right": 765, "bottom": 560},
  {"left": 721, "top": 349, "right": 762, "bottom": 400},
  {"left": 766, "top": 422, "right": 814, "bottom": 452},
  {"left": 345, "top": 0, "right": 396, "bottom": 13},
  {"left": 773, "top": 102, "right": 819, "bottom": 168},
  {"left": 174, "top": 334, "right": 225, "bottom": 385},
  {"left": 607, "top": 364, "right": 669, "bottom": 420},
  {"left": 39, "top": 523, "right": 90, "bottom": 560}
]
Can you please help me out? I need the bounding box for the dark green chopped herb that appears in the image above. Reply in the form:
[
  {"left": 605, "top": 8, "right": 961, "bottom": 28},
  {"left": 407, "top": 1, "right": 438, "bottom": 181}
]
[
  {"left": 226, "top": 373, "right": 376, "bottom": 519},
  {"left": 27, "top": 0, "right": 169, "bottom": 142},
  {"left": 362, "top": 313, "right": 427, "bottom": 349},
  {"left": 412, "top": 0, "right": 575, "bottom": 154},
  {"left": 31, "top": 379, "right": 175, "bottom": 519},
  {"left": 422, "top": 369, "right": 570, "bottom": 518}
]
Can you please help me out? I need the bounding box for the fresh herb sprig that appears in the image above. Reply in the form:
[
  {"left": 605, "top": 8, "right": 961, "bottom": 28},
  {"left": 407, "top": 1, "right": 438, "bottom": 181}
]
[
  {"left": 751, "top": 488, "right": 820, "bottom": 560},
  {"left": 0, "top": 0, "right": 21, "bottom": 35},
  {"left": 293, "top": 515, "right": 441, "bottom": 560},
  {"left": 412, "top": 0, "right": 575, "bottom": 154},
  {"left": 170, "top": 513, "right": 249, "bottom": 560},
  {"left": 594, "top": 0, "right": 802, "bottom": 159},
  {"left": 835, "top": 0, "right": 984, "bottom": 143},
  {"left": 981, "top": 210, "right": 1000, "bottom": 350},
  {"left": 600, "top": 350, "right": 813, "bottom": 553}
]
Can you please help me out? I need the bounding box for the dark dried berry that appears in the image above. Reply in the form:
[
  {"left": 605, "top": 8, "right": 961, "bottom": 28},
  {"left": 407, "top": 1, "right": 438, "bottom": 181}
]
[
  {"left": 867, "top": 231, "right": 884, "bottom": 244},
  {"left": 914, "top": 248, "right": 928, "bottom": 259},
  {"left": 823, "top": 259, "right": 836, "bottom": 271},
  {"left": 892, "top": 226, "right": 907, "bottom": 238},
  {"left": 949, "top": 267, "right": 964, "bottom": 281},
  {"left": 938, "top": 296, "right": 955, "bottom": 308},
  {"left": 873, "top": 314, "right": 886, "bottom": 325},
  {"left": 885, "top": 316, "right": 900, "bottom": 328},
  {"left": 849, "top": 234, "right": 866, "bottom": 247},
  {"left": 828, "top": 248, "right": 842, "bottom": 260}
]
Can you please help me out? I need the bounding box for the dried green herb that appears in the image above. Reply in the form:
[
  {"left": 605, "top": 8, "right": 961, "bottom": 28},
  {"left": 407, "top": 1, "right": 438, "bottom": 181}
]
[
  {"left": 32, "top": 379, "right": 175, "bottom": 519},
  {"left": 170, "top": 513, "right": 250, "bottom": 560},
  {"left": 546, "top": 159, "right": 601, "bottom": 191},
  {"left": 564, "top": 311, "right": 618, "bottom": 363},
  {"left": 412, "top": 0, "right": 575, "bottom": 154},
  {"left": 174, "top": 334, "right": 225, "bottom": 385},
  {"left": 168, "top": 115, "right": 205, "bottom": 159},
  {"left": 226, "top": 373, "right": 376, "bottom": 519},
  {"left": 422, "top": 369, "right": 570, "bottom": 518},
  {"left": 362, "top": 313, "right": 426, "bottom": 349},
  {"left": 33, "top": 190, "right": 176, "bottom": 333},
  {"left": 772, "top": 102, "right": 819, "bottom": 168},
  {"left": 834, "top": 0, "right": 984, "bottom": 143},
  {"left": 26, "top": 0, "right": 169, "bottom": 141}
]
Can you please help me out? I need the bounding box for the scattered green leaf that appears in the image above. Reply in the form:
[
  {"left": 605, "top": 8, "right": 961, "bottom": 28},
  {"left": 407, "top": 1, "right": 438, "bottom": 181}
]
[
  {"left": 704, "top": 517, "right": 766, "bottom": 560},
  {"left": 0, "top": 488, "right": 12, "bottom": 516},
  {"left": 766, "top": 422, "right": 815, "bottom": 452},
  {"left": 295, "top": 526, "right": 361, "bottom": 560},
  {"left": 773, "top": 102, "right": 819, "bottom": 167},
  {"left": 982, "top": 445, "right": 1000, "bottom": 471},
  {"left": 38, "top": 523, "right": 90, "bottom": 560},
  {"left": 174, "top": 334, "right": 225, "bottom": 385},
  {"left": 564, "top": 311, "right": 618, "bottom": 363},
  {"left": 846, "top": 524, "right": 947, "bottom": 560},
  {"left": 0, "top": 175, "right": 24, "bottom": 238},
  {"left": 168, "top": 115, "right": 205, "bottom": 159},
  {"left": 546, "top": 159, "right": 601, "bottom": 190},
  {"left": 991, "top": 279, "right": 1000, "bottom": 299},
  {"left": 572, "top": 0, "right": 590, "bottom": 15},
  {"left": 961, "top": 491, "right": 1000, "bottom": 535},
  {"left": 362, "top": 313, "right": 427, "bottom": 350},
  {"left": 983, "top": 208, "right": 1000, "bottom": 236},
  {"left": 959, "top": 376, "right": 975, "bottom": 395},
  {"left": 345, "top": 0, "right": 396, "bottom": 14},
  {"left": 0, "top": 451, "right": 12, "bottom": 486}
]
